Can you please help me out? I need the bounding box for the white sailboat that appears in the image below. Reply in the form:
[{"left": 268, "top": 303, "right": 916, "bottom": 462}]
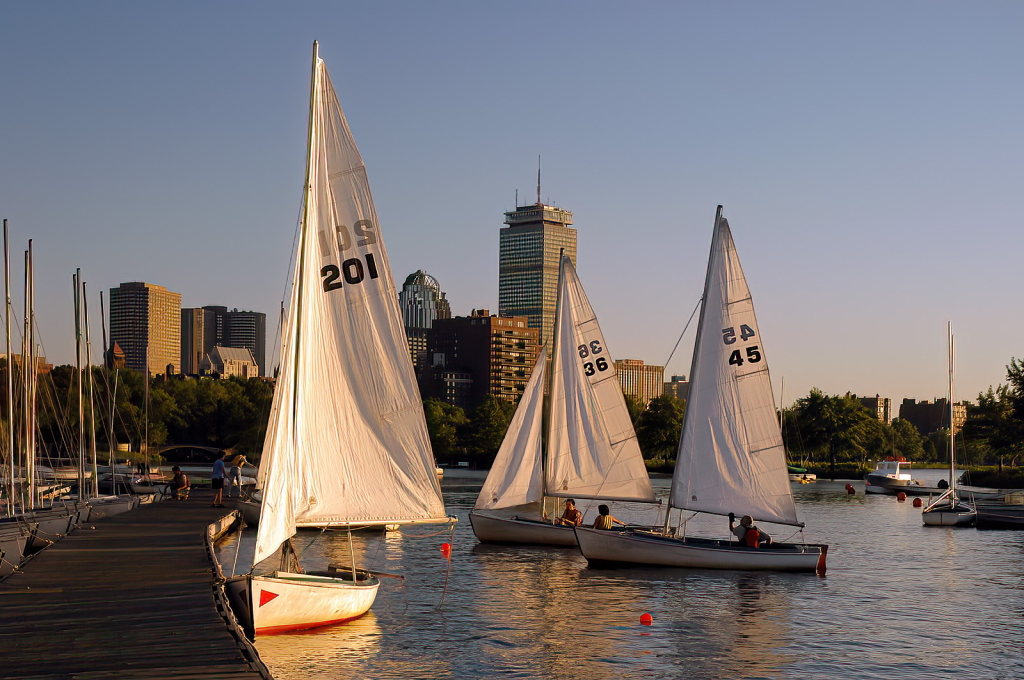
[
  {"left": 470, "top": 254, "right": 656, "bottom": 546},
  {"left": 226, "top": 42, "right": 451, "bottom": 635},
  {"left": 922, "top": 324, "right": 976, "bottom": 527},
  {"left": 575, "top": 206, "right": 828, "bottom": 573}
]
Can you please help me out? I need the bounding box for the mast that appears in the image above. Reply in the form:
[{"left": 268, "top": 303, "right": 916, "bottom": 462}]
[
  {"left": 22, "top": 250, "right": 29, "bottom": 509},
  {"left": 84, "top": 283, "right": 98, "bottom": 497},
  {"left": 948, "top": 323, "right": 956, "bottom": 503},
  {"left": 74, "top": 269, "right": 84, "bottom": 498},
  {"left": 541, "top": 248, "right": 565, "bottom": 520},
  {"left": 101, "top": 291, "right": 116, "bottom": 488},
  {"left": 663, "top": 205, "right": 721, "bottom": 533},
  {"left": 27, "top": 242, "right": 35, "bottom": 509},
  {"left": 2, "top": 221, "right": 12, "bottom": 517}
]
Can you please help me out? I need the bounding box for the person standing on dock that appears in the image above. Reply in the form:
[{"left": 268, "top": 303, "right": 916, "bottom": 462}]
[
  {"left": 211, "top": 453, "right": 227, "bottom": 508},
  {"left": 226, "top": 453, "right": 249, "bottom": 498}
]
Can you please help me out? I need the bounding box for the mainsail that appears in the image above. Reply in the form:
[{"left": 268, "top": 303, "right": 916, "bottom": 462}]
[
  {"left": 474, "top": 347, "right": 547, "bottom": 511},
  {"left": 546, "top": 256, "right": 655, "bottom": 502},
  {"left": 668, "top": 209, "right": 797, "bottom": 525},
  {"left": 255, "top": 54, "right": 446, "bottom": 565}
]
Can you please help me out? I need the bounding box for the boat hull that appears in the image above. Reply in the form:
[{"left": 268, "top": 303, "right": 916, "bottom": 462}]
[
  {"left": 574, "top": 526, "right": 827, "bottom": 573},
  {"left": 230, "top": 571, "right": 380, "bottom": 635},
  {"left": 469, "top": 511, "right": 578, "bottom": 547},
  {"left": 0, "top": 521, "right": 30, "bottom": 577},
  {"left": 975, "top": 505, "right": 1024, "bottom": 530},
  {"left": 922, "top": 508, "right": 976, "bottom": 527},
  {"left": 26, "top": 509, "right": 75, "bottom": 551}
]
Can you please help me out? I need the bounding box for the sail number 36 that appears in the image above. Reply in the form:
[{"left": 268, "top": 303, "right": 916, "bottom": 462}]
[
  {"left": 578, "top": 340, "right": 608, "bottom": 376},
  {"left": 722, "top": 325, "right": 762, "bottom": 367}
]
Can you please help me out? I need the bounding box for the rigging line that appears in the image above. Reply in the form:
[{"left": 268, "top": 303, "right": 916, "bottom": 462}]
[
  {"left": 663, "top": 296, "right": 703, "bottom": 369},
  {"left": 435, "top": 521, "right": 455, "bottom": 611}
]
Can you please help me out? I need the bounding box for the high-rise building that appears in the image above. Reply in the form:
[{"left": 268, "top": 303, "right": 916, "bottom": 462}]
[
  {"left": 899, "top": 398, "right": 968, "bottom": 436},
  {"left": 109, "top": 282, "right": 182, "bottom": 375},
  {"left": 664, "top": 374, "right": 690, "bottom": 402},
  {"left": 195, "top": 306, "right": 267, "bottom": 377},
  {"left": 499, "top": 199, "right": 576, "bottom": 349},
  {"left": 426, "top": 309, "right": 540, "bottom": 408},
  {"left": 399, "top": 270, "right": 451, "bottom": 376},
  {"left": 180, "top": 308, "right": 217, "bottom": 376},
  {"left": 857, "top": 394, "right": 893, "bottom": 425},
  {"left": 615, "top": 359, "right": 665, "bottom": 408}
]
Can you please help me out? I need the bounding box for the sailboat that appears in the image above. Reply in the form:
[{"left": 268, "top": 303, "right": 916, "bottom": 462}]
[
  {"left": 225, "top": 42, "right": 451, "bottom": 636},
  {"left": 469, "top": 254, "right": 656, "bottom": 546},
  {"left": 574, "top": 206, "right": 828, "bottom": 573},
  {"left": 921, "top": 324, "right": 976, "bottom": 527}
]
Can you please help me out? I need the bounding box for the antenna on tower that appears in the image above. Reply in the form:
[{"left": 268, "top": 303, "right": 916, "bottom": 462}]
[
  {"left": 537, "top": 155, "right": 541, "bottom": 205},
  {"left": 515, "top": 189, "right": 518, "bottom": 207}
]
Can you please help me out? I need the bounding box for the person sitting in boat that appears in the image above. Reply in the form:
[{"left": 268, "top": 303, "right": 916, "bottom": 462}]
[
  {"left": 169, "top": 466, "right": 190, "bottom": 500},
  {"left": 729, "top": 513, "right": 772, "bottom": 547},
  {"left": 556, "top": 499, "right": 583, "bottom": 526},
  {"left": 593, "top": 504, "right": 626, "bottom": 530}
]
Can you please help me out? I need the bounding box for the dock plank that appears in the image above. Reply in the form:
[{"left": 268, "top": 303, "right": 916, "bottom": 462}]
[{"left": 0, "top": 491, "right": 270, "bottom": 679}]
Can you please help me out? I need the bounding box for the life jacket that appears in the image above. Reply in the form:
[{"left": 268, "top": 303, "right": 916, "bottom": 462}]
[{"left": 744, "top": 527, "right": 760, "bottom": 547}]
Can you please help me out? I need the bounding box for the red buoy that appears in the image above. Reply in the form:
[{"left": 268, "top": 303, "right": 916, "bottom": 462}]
[
  {"left": 845, "top": 484, "right": 855, "bottom": 495},
  {"left": 913, "top": 498, "right": 922, "bottom": 507},
  {"left": 440, "top": 542, "right": 452, "bottom": 560},
  {"left": 640, "top": 613, "right": 653, "bottom": 626},
  {"left": 897, "top": 492, "right": 907, "bottom": 502}
]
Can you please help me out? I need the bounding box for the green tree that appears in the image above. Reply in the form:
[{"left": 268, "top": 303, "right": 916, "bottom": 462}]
[
  {"left": 463, "top": 395, "right": 516, "bottom": 467},
  {"left": 890, "top": 418, "right": 925, "bottom": 461},
  {"left": 635, "top": 393, "right": 686, "bottom": 463},
  {"left": 423, "top": 398, "right": 468, "bottom": 464},
  {"left": 623, "top": 393, "right": 645, "bottom": 426}
]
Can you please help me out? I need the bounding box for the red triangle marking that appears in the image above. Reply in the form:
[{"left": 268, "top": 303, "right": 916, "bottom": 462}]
[{"left": 259, "top": 590, "right": 280, "bottom": 608}]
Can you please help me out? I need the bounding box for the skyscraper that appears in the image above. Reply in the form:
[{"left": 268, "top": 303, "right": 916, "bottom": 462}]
[
  {"left": 399, "top": 270, "right": 451, "bottom": 374},
  {"left": 180, "top": 307, "right": 216, "bottom": 375},
  {"left": 499, "top": 197, "right": 576, "bottom": 349},
  {"left": 109, "top": 282, "right": 182, "bottom": 375},
  {"left": 196, "top": 306, "right": 267, "bottom": 377}
]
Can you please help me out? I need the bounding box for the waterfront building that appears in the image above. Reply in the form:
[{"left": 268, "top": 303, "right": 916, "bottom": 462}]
[
  {"left": 1, "top": 353, "right": 53, "bottom": 376},
  {"left": 899, "top": 398, "right": 968, "bottom": 435},
  {"left": 105, "top": 341, "right": 127, "bottom": 369},
  {"left": 109, "top": 282, "right": 181, "bottom": 375},
  {"left": 196, "top": 306, "right": 267, "bottom": 377},
  {"left": 615, "top": 359, "right": 665, "bottom": 407},
  {"left": 180, "top": 308, "right": 217, "bottom": 376},
  {"left": 857, "top": 394, "right": 893, "bottom": 425},
  {"left": 426, "top": 309, "right": 540, "bottom": 408},
  {"left": 664, "top": 374, "right": 690, "bottom": 402},
  {"left": 499, "top": 199, "right": 576, "bottom": 349},
  {"left": 399, "top": 270, "right": 451, "bottom": 375},
  {"left": 199, "top": 346, "right": 259, "bottom": 379}
]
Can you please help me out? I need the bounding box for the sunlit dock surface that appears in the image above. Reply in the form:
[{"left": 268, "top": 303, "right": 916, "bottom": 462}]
[{"left": 0, "top": 490, "right": 270, "bottom": 680}]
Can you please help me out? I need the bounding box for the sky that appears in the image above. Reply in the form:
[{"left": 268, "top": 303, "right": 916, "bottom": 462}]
[{"left": 1, "top": 2, "right": 1022, "bottom": 407}]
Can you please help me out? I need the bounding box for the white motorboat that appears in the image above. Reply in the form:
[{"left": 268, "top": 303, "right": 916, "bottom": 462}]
[
  {"left": 470, "top": 254, "right": 658, "bottom": 545},
  {"left": 922, "top": 325, "right": 975, "bottom": 527},
  {"left": 226, "top": 43, "right": 452, "bottom": 636},
  {"left": 573, "top": 207, "right": 828, "bottom": 573},
  {"left": 864, "top": 458, "right": 922, "bottom": 494}
]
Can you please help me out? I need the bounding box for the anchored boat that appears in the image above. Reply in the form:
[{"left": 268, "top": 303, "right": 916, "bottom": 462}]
[
  {"left": 226, "top": 42, "right": 451, "bottom": 636},
  {"left": 574, "top": 206, "right": 828, "bottom": 573}
]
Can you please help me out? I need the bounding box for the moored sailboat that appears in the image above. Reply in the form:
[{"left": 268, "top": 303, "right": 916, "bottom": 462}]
[
  {"left": 921, "top": 325, "right": 975, "bottom": 527},
  {"left": 470, "top": 254, "right": 657, "bottom": 546},
  {"left": 225, "top": 42, "right": 451, "bottom": 636},
  {"left": 574, "top": 206, "right": 828, "bottom": 573}
]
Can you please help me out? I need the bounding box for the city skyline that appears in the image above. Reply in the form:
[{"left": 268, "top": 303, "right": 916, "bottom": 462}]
[{"left": 1, "top": 4, "right": 1022, "bottom": 406}]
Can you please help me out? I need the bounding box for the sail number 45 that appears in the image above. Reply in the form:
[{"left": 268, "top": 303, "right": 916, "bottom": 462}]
[{"left": 722, "top": 325, "right": 761, "bottom": 367}]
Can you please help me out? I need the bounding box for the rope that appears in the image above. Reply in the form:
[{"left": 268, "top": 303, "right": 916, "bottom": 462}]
[
  {"left": 663, "top": 297, "right": 703, "bottom": 369},
  {"left": 436, "top": 520, "right": 455, "bottom": 611}
]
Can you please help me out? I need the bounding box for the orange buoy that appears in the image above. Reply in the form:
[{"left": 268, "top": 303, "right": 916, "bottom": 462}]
[
  {"left": 913, "top": 498, "right": 922, "bottom": 507},
  {"left": 640, "top": 613, "right": 653, "bottom": 626},
  {"left": 440, "top": 542, "right": 452, "bottom": 560},
  {"left": 897, "top": 492, "right": 907, "bottom": 502}
]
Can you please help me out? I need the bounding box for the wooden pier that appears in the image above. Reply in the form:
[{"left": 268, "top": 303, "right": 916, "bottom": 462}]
[{"left": 0, "top": 491, "right": 270, "bottom": 680}]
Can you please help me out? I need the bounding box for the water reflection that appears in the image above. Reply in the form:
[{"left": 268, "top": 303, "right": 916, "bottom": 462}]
[{"left": 214, "top": 477, "right": 1024, "bottom": 679}]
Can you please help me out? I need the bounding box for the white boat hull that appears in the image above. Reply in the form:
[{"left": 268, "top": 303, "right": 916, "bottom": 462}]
[
  {"left": 0, "top": 521, "right": 30, "bottom": 577},
  {"left": 469, "top": 511, "right": 578, "bottom": 547},
  {"left": 230, "top": 571, "right": 380, "bottom": 635},
  {"left": 922, "top": 508, "right": 976, "bottom": 527},
  {"left": 87, "top": 495, "right": 139, "bottom": 521},
  {"left": 26, "top": 509, "right": 75, "bottom": 551},
  {"left": 574, "top": 526, "right": 828, "bottom": 573}
]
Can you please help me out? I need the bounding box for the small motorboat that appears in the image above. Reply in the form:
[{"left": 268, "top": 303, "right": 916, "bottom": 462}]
[{"left": 864, "top": 458, "right": 923, "bottom": 494}]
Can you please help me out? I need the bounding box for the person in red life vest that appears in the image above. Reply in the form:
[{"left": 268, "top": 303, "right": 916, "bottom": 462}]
[
  {"left": 555, "top": 499, "right": 583, "bottom": 526},
  {"left": 729, "top": 513, "right": 773, "bottom": 547}
]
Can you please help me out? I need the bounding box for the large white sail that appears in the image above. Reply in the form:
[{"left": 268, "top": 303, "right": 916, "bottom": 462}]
[
  {"left": 255, "top": 55, "right": 446, "bottom": 565},
  {"left": 668, "top": 210, "right": 798, "bottom": 525},
  {"left": 546, "top": 256, "right": 655, "bottom": 502},
  {"left": 474, "top": 347, "right": 547, "bottom": 510}
]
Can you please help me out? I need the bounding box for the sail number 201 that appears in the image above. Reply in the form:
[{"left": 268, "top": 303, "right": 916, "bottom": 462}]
[
  {"left": 320, "top": 220, "right": 380, "bottom": 292},
  {"left": 722, "top": 325, "right": 761, "bottom": 367}
]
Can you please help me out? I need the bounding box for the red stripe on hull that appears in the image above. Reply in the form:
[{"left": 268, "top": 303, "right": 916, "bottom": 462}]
[{"left": 255, "top": 611, "right": 368, "bottom": 635}]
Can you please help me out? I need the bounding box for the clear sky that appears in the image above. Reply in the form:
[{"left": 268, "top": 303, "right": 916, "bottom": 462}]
[{"left": 1, "top": 2, "right": 1021, "bottom": 407}]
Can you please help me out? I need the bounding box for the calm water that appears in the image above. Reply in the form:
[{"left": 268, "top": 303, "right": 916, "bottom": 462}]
[{"left": 218, "top": 472, "right": 1024, "bottom": 679}]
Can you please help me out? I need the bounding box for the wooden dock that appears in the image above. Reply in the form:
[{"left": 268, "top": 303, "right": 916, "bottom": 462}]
[{"left": 0, "top": 490, "right": 271, "bottom": 680}]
